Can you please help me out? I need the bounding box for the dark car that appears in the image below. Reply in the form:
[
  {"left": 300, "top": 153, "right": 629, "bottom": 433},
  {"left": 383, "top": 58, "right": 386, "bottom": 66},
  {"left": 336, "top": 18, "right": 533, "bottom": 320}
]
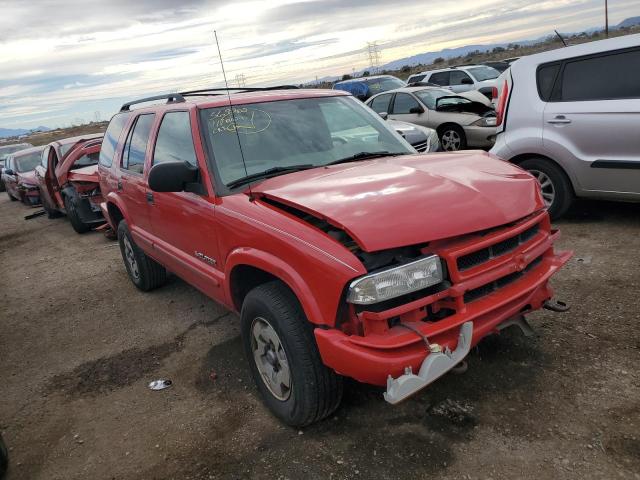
[
  {"left": 34, "top": 134, "right": 105, "bottom": 232},
  {"left": 2, "top": 146, "right": 45, "bottom": 205},
  {"left": 0, "top": 143, "right": 33, "bottom": 192},
  {"left": 332, "top": 75, "right": 406, "bottom": 101}
]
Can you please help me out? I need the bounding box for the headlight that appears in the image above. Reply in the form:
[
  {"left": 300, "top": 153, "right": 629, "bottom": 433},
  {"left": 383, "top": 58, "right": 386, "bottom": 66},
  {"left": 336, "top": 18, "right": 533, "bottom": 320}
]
[
  {"left": 472, "top": 116, "right": 497, "bottom": 127},
  {"left": 347, "top": 255, "right": 444, "bottom": 305}
]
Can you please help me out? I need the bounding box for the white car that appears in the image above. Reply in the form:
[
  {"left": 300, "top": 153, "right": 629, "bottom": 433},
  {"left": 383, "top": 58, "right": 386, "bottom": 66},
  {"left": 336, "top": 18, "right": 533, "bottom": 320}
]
[
  {"left": 490, "top": 33, "right": 640, "bottom": 219},
  {"left": 407, "top": 65, "right": 500, "bottom": 98}
]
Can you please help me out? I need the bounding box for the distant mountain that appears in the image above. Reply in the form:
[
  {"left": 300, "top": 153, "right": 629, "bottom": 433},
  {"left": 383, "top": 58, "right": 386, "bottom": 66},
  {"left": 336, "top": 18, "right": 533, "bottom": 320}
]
[
  {"left": 616, "top": 16, "right": 640, "bottom": 29},
  {"left": 0, "top": 126, "right": 50, "bottom": 139}
]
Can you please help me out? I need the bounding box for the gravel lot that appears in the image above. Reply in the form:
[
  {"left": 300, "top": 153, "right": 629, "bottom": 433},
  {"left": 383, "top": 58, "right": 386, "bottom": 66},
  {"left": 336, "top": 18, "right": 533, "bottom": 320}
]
[{"left": 0, "top": 194, "right": 638, "bottom": 480}]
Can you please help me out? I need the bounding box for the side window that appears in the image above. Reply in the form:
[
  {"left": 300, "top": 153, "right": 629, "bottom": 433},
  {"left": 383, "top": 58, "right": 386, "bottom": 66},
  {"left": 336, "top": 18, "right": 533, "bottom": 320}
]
[
  {"left": 537, "top": 62, "right": 561, "bottom": 101},
  {"left": 392, "top": 93, "right": 421, "bottom": 114},
  {"left": 122, "top": 114, "right": 155, "bottom": 174},
  {"left": 450, "top": 71, "right": 472, "bottom": 85},
  {"left": 559, "top": 48, "right": 640, "bottom": 102},
  {"left": 153, "top": 111, "right": 197, "bottom": 166},
  {"left": 99, "top": 112, "right": 130, "bottom": 167},
  {"left": 369, "top": 94, "right": 392, "bottom": 114},
  {"left": 409, "top": 74, "right": 426, "bottom": 83},
  {"left": 429, "top": 72, "right": 450, "bottom": 86}
]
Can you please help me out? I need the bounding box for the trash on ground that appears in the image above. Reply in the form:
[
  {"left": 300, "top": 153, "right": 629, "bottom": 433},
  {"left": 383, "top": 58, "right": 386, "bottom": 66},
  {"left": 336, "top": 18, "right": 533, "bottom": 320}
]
[{"left": 148, "top": 379, "right": 172, "bottom": 390}]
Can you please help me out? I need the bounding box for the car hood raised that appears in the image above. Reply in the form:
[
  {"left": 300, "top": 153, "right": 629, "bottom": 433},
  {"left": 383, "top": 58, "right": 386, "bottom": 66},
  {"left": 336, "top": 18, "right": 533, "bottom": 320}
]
[{"left": 253, "top": 152, "right": 544, "bottom": 252}]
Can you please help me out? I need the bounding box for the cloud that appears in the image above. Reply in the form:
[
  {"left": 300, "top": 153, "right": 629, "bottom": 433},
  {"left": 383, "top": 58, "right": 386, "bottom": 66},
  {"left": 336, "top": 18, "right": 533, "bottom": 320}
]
[{"left": 0, "top": 0, "right": 639, "bottom": 129}]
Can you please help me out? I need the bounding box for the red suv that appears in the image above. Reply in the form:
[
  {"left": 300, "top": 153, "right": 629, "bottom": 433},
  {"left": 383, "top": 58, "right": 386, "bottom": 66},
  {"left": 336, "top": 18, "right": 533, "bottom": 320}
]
[
  {"left": 98, "top": 88, "right": 571, "bottom": 426},
  {"left": 34, "top": 134, "right": 105, "bottom": 233}
]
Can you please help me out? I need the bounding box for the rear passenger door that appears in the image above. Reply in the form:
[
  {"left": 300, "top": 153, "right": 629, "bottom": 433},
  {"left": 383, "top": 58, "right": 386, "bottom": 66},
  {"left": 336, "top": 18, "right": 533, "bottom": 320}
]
[
  {"left": 449, "top": 70, "right": 473, "bottom": 93},
  {"left": 117, "top": 113, "right": 156, "bottom": 248},
  {"left": 147, "top": 110, "right": 223, "bottom": 300},
  {"left": 543, "top": 47, "right": 640, "bottom": 196}
]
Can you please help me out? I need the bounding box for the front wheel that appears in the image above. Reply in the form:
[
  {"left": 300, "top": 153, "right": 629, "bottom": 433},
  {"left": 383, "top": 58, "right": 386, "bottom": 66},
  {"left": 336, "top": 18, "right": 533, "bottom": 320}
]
[
  {"left": 241, "top": 281, "right": 343, "bottom": 427},
  {"left": 519, "top": 157, "right": 573, "bottom": 220},
  {"left": 64, "top": 195, "right": 91, "bottom": 233},
  {"left": 440, "top": 125, "right": 467, "bottom": 151}
]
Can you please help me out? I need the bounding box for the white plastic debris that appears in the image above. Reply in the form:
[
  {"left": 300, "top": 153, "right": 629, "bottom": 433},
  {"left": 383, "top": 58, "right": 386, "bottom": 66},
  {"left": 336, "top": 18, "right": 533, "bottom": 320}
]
[{"left": 148, "top": 379, "right": 172, "bottom": 390}]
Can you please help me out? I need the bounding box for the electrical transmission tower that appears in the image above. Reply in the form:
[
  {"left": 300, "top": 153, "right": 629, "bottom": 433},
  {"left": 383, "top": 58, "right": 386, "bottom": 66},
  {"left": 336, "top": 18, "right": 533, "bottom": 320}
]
[
  {"left": 367, "top": 42, "right": 381, "bottom": 73},
  {"left": 235, "top": 73, "right": 247, "bottom": 88}
]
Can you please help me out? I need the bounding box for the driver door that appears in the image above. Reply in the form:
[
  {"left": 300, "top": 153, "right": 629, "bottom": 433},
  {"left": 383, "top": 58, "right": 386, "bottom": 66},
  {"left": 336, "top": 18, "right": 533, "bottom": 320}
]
[{"left": 387, "top": 93, "right": 429, "bottom": 128}]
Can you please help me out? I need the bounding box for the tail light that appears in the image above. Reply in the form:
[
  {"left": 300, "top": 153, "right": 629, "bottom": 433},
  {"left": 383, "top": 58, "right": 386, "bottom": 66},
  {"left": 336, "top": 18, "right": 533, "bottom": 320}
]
[
  {"left": 496, "top": 79, "right": 509, "bottom": 127},
  {"left": 491, "top": 86, "right": 498, "bottom": 99}
]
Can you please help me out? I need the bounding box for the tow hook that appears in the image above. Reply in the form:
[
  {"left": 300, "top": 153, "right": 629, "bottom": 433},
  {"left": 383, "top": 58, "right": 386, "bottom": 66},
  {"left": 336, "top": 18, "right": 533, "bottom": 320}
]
[{"left": 543, "top": 299, "right": 570, "bottom": 313}]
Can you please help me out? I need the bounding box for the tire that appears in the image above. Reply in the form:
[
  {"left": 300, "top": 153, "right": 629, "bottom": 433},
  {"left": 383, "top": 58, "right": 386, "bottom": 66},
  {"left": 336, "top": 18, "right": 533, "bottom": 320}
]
[
  {"left": 117, "top": 220, "right": 167, "bottom": 291},
  {"left": 519, "top": 157, "right": 573, "bottom": 220},
  {"left": 241, "top": 281, "right": 343, "bottom": 427},
  {"left": 64, "top": 195, "right": 92, "bottom": 234},
  {"left": 439, "top": 125, "right": 467, "bottom": 151}
]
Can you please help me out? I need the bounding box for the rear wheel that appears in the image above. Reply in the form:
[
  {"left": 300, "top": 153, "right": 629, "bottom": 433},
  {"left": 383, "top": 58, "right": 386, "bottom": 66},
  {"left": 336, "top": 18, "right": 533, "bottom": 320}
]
[
  {"left": 519, "top": 157, "right": 573, "bottom": 220},
  {"left": 440, "top": 125, "right": 467, "bottom": 151},
  {"left": 117, "top": 220, "right": 167, "bottom": 291},
  {"left": 64, "top": 195, "right": 91, "bottom": 233},
  {"left": 241, "top": 281, "right": 343, "bottom": 427}
]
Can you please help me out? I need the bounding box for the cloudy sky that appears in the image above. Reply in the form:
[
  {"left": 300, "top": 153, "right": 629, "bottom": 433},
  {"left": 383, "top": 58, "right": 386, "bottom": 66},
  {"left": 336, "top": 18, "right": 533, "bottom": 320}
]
[{"left": 0, "top": 0, "right": 638, "bottom": 129}]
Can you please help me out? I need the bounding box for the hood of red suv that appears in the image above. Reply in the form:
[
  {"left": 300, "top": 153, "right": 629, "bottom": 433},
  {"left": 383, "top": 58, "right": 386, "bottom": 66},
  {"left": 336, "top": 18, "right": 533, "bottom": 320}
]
[{"left": 253, "top": 151, "right": 544, "bottom": 252}]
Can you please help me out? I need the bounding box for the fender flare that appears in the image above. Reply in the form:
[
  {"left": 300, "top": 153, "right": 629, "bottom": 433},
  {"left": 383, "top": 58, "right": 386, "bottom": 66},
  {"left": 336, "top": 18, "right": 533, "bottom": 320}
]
[
  {"left": 224, "top": 248, "right": 327, "bottom": 326},
  {"left": 104, "top": 192, "right": 132, "bottom": 228}
]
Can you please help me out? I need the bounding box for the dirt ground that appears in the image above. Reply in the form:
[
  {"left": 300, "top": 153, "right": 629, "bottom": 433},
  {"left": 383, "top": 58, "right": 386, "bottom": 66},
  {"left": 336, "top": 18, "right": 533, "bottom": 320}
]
[{"left": 0, "top": 194, "right": 638, "bottom": 480}]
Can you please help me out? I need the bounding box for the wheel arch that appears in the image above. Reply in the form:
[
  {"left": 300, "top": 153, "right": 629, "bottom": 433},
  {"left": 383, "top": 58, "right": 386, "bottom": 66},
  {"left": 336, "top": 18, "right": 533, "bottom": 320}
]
[
  {"left": 510, "top": 153, "right": 576, "bottom": 196},
  {"left": 226, "top": 249, "right": 326, "bottom": 327}
]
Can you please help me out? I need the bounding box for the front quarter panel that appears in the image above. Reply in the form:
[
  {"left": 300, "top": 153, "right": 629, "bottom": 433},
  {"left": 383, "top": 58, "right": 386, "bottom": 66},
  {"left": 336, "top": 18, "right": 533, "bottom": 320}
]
[{"left": 217, "top": 194, "right": 365, "bottom": 327}]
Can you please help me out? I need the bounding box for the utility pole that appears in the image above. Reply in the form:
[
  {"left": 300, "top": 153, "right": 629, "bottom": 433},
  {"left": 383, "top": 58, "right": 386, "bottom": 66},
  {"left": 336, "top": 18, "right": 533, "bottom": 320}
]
[
  {"left": 605, "top": 0, "right": 609, "bottom": 38},
  {"left": 366, "top": 42, "right": 381, "bottom": 74},
  {"left": 235, "top": 73, "right": 247, "bottom": 88}
]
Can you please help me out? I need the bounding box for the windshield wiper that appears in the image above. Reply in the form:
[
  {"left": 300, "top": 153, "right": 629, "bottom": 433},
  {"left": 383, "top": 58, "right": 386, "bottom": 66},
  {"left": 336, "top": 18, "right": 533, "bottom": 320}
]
[
  {"left": 226, "top": 164, "right": 315, "bottom": 189},
  {"left": 326, "top": 151, "right": 405, "bottom": 166}
]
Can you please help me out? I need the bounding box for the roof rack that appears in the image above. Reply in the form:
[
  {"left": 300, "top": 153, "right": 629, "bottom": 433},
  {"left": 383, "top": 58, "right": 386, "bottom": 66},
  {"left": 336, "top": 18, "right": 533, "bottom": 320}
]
[
  {"left": 120, "top": 93, "right": 185, "bottom": 112},
  {"left": 180, "top": 85, "right": 299, "bottom": 97}
]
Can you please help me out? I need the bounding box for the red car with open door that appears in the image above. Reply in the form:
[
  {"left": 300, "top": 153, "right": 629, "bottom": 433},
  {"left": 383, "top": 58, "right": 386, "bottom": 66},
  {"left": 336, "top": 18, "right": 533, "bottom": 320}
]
[{"left": 34, "top": 134, "right": 105, "bottom": 233}]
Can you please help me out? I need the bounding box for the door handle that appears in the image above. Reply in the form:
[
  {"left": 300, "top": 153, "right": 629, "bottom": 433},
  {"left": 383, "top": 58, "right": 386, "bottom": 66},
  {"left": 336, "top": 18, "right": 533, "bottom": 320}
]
[
  {"left": 117, "top": 180, "right": 123, "bottom": 191},
  {"left": 547, "top": 115, "right": 572, "bottom": 124},
  {"left": 146, "top": 192, "right": 154, "bottom": 204}
]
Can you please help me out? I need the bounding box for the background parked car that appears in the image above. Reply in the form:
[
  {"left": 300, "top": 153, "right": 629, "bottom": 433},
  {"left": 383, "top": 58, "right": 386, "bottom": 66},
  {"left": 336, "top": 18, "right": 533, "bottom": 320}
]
[
  {"left": 407, "top": 65, "right": 501, "bottom": 98},
  {"left": 2, "top": 146, "right": 45, "bottom": 205},
  {"left": 483, "top": 60, "right": 511, "bottom": 73},
  {"left": 34, "top": 134, "right": 105, "bottom": 232},
  {"left": 491, "top": 33, "right": 640, "bottom": 219},
  {"left": 387, "top": 119, "right": 440, "bottom": 152},
  {"left": 0, "top": 143, "right": 33, "bottom": 192},
  {"left": 332, "top": 75, "right": 406, "bottom": 101},
  {"left": 367, "top": 86, "right": 496, "bottom": 151}
]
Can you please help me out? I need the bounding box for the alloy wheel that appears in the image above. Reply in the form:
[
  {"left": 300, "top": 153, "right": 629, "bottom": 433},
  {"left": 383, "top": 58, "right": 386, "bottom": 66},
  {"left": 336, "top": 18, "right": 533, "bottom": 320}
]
[
  {"left": 251, "top": 317, "right": 291, "bottom": 401},
  {"left": 529, "top": 169, "right": 555, "bottom": 207},
  {"left": 441, "top": 130, "right": 461, "bottom": 151},
  {"left": 123, "top": 236, "right": 140, "bottom": 280}
]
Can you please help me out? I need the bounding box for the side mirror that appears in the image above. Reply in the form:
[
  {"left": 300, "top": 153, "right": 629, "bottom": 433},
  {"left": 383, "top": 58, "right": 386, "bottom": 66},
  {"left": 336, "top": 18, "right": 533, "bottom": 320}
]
[
  {"left": 378, "top": 112, "right": 389, "bottom": 120},
  {"left": 4, "top": 169, "right": 14, "bottom": 176},
  {"left": 461, "top": 78, "right": 473, "bottom": 85},
  {"left": 148, "top": 161, "right": 199, "bottom": 193},
  {"left": 409, "top": 106, "right": 424, "bottom": 114}
]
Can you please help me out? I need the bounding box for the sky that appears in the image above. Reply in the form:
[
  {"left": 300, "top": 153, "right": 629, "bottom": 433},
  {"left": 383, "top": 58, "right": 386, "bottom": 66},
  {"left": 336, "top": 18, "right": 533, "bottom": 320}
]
[{"left": 0, "top": 0, "right": 638, "bottom": 130}]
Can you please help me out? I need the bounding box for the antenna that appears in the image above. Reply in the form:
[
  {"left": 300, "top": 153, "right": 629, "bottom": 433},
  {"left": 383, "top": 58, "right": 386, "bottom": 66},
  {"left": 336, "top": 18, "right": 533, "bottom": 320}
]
[
  {"left": 214, "top": 30, "right": 253, "bottom": 198},
  {"left": 554, "top": 30, "right": 568, "bottom": 47}
]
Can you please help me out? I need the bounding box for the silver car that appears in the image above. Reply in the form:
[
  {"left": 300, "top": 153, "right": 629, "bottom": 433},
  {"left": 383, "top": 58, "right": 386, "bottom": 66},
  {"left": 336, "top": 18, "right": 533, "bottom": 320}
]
[
  {"left": 490, "top": 33, "right": 640, "bottom": 219},
  {"left": 366, "top": 86, "right": 496, "bottom": 151}
]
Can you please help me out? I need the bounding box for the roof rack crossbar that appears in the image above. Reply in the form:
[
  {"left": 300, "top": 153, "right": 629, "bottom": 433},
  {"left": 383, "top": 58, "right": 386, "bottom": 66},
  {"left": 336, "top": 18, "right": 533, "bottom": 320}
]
[
  {"left": 120, "top": 93, "right": 186, "bottom": 112},
  {"left": 180, "top": 85, "right": 299, "bottom": 96}
]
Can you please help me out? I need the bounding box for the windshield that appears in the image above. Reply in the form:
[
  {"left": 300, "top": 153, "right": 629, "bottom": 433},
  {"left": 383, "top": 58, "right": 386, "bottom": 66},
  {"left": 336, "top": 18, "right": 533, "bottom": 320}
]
[
  {"left": 414, "top": 88, "right": 464, "bottom": 109},
  {"left": 366, "top": 77, "right": 406, "bottom": 95},
  {"left": 15, "top": 151, "right": 42, "bottom": 172},
  {"left": 0, "top": 144, "right": 31, "bottom": 161},
  {"left": 200, "top": 96, "right": 413, "bottom": 188},
  {"left": 71, "top": 151, "right": 100, "bottom": 170},
  {"left": 466, "top": 66, "right": 500, "bottom": 81}
]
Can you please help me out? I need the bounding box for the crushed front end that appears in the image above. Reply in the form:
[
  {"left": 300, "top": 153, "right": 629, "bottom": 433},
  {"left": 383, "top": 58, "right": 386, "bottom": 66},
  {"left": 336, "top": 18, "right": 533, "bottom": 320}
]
[{"left": 315, "top": 210, "right": 572, "bottom": 402}]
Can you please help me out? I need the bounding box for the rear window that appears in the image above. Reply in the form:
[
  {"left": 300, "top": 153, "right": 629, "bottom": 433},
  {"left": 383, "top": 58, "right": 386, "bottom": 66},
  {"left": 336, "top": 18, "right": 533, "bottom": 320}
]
[
  {"left": 99, "top": 113, "right": 130, "bottom": 167},
  {"left": 559, "top": 48, "right": 640, "bottom": 101},
  {"left": 536, "top": 63, "right": 561, "bottom": 101}
]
